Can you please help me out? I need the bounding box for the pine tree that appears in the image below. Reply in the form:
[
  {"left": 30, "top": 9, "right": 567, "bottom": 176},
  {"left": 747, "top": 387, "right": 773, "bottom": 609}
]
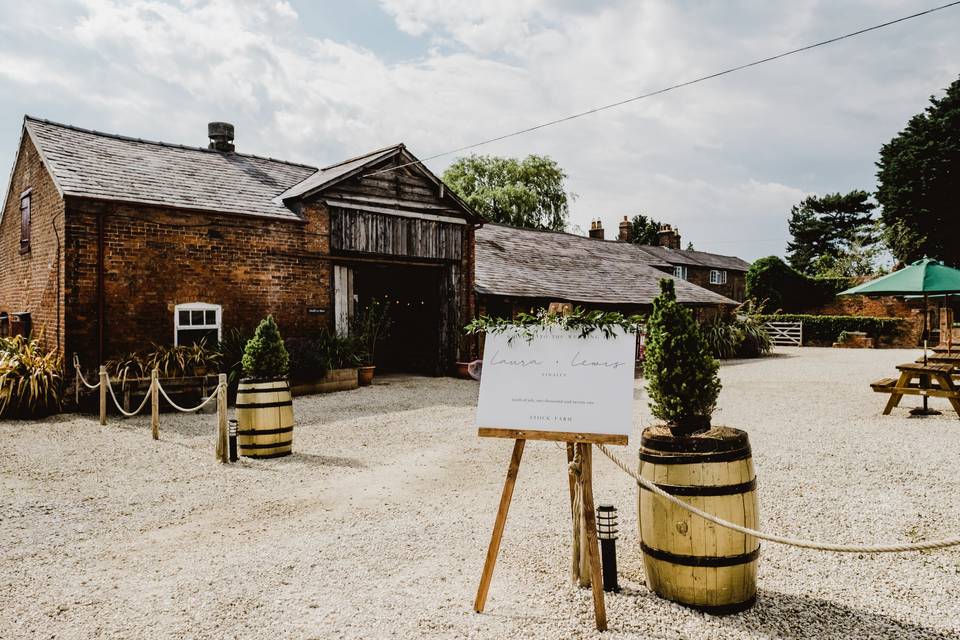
[
  {"left": 644, "top": 279, "right": 721, "bottom": 435},
  {"left": 241, "top": 315, "right": 290, "bottom": 378}
]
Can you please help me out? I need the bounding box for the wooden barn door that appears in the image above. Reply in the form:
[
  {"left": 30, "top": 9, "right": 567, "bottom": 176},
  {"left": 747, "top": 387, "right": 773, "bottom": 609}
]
[{"left": 334, "top": 265, "right": 355, "bottom": 336}]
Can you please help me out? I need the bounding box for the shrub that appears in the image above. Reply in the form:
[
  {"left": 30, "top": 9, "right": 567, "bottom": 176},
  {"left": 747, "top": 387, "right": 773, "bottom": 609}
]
[
  {"left": 756, "top": 314, "right": 904, "bottom": 345},
  {"left": 217, "top": 327, "right": 251, "bottom": 386},
  {"left": 242, "top": 315, "right": 290, "bottom": 379},
  {"left": 644, "top": 279, "right": 721, "bottom": 435},
  {"left": 105, "top": 340, "right": 221, "bottom": 386},
  {"left": 0, "top": 335, "right": 63, "bottom": 418},
  {"left": 286, "top": 329, "right": 361, "bottom": 382},
  {"left": 746, "top": 256, "right": 852, "bottom": 312}
]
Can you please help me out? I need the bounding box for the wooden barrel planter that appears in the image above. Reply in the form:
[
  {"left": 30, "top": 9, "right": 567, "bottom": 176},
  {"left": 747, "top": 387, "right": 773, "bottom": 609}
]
[
  {"left": 637, "top": 426, "right": 759, "bottom": 614},
  {"left": 236, "top": 377, "right": 294, "bottom": 459}
]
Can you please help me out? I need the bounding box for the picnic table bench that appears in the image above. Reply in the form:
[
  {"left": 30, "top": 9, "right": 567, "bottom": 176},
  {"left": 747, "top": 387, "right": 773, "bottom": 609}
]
[{"left": 870, "top": 362, "right": 960, "bottom": 417}]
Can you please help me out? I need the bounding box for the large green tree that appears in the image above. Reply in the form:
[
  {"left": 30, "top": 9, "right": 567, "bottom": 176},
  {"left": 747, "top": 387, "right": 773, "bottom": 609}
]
[
  {"left": 876, "top": 75, "right": 960, "bottom": 266},
  {"left": 628, "top": 213, "right": 663, "bottom": 245},
  {"left": 442, "top": 154, "right": 572, "bottom": 230},
  {"left": 785, "top": 190, "right": 877, "bottom": 275}
]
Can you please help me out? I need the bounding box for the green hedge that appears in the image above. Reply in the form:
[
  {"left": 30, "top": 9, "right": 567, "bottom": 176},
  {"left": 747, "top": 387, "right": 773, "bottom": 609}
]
[
  {"left": 746, "top": 256, "right": 852, "bottom": 312},
  {"left": 757, "top": 314, "right": 905, "bottom": 345}
]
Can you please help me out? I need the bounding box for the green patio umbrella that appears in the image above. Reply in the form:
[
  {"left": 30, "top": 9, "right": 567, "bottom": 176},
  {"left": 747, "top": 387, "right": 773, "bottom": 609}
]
[{"left": 839, "top": 257, "right": 960, "bottom": 415}]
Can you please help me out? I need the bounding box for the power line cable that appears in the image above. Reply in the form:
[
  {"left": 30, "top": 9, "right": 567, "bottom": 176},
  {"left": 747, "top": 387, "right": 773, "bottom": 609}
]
[{"left": 364, "top": 1, "right": 960, "bottom": 178}]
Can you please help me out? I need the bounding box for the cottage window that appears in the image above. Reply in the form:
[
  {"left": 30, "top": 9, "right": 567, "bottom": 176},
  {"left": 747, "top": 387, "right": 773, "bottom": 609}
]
[
  {"left": 19, "top": 190, "right": 31, "bottom": 253},
  {"left": 709, "top": 269, "right": 727, "bottom": 285},
  {"left": 673, "top": 265, "right": 687, "bottom": 280},
  {"left": 174, "top": 302, "right": 221, "bottom": 346}
]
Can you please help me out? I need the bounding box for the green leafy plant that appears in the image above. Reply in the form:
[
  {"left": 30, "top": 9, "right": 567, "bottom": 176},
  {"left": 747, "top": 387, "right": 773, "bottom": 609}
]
[
  {"left": 465, "top": 307, "right": 645, "bottom": 342},
  {"left": 103, "top": 352, "right": 148, "bottom": 390},
  {"left": 701, "top": 316, "right": 741, "bottom": 359},
  {"left": 242, "top": 315, "right": 290, "bottom": 379},
  {"left": 352, "top": 299, "right": 393, "bottom": 366},
  {"left": 287, "top": 329, "right": 361, "bottom": 382},
  {"left": 644, "top": 279, "right": 721, "bottom": 435},
  {"left": 105, "top": 340, "right": 221, "bottom": 386},
  {"left": 218, "top": 327, "right": 251, "bottom": 386},
  {"left": 0, "top": 335, "right": 63, "bottom": 418}
]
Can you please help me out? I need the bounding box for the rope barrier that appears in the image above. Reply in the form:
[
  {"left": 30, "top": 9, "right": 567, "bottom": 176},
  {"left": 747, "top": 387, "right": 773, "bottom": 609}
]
[
  {"left": 155, "top": 379, "right": 223, "bottom": 413},
  {"left": 73, "top": 357, "right": 101, "bottom": 390},
  {"left": 104, "top": 376, "right": 152, "bottom": 418},
  {"left": 596, "top": 443, "right": 960, "bottom": 554}
]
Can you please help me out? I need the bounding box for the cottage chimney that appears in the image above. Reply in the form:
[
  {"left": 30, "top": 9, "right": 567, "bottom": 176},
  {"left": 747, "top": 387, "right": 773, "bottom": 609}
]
[
  {"left": 618, "top": 215, "right": 631, "bottom": 242},
  {"left": 208, "top": 122, "right": 235, "bottom": 152},
  {"left": 657, "top": 224, "right": 681, "bottom": 250},
  {"left": 589, "top": 219, "right": 605, "bottom": 240}
]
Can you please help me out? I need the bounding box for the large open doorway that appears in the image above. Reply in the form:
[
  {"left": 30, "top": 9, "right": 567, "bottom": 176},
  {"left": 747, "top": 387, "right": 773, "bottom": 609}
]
[{"left": 352, "top": 262, "right": 442, "bottom": 375}]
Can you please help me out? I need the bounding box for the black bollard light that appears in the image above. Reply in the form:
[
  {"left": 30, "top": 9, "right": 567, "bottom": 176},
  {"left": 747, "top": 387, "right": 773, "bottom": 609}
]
[
  {"left": 596, "top": 504, "right": 620, "bottom": 593},
  {"left": 228, "top": 419, "right": 238, "bottom": 462}
]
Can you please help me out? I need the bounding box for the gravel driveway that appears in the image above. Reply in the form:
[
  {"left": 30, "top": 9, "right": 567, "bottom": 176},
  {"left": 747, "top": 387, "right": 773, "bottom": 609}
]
[{"left": 1, "top": 347, "right": 959, "bottom": 639}]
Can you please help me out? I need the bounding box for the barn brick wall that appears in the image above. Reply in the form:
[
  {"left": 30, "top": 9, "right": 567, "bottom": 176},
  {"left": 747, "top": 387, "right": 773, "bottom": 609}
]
[
  {"left": 0, "top": 133, "right": 65, "bottom": 353},
  {"left": 655, "top": 265, "right": 746, "bottom": 302},
  {"left": 64, "top": 198, "right": 333, "bottom": 366}
]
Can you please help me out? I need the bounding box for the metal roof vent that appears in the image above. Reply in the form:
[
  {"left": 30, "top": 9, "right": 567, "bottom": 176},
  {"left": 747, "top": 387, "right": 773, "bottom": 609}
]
[{"left": 208, "top": 122, "right": 235, "bottom": 152}]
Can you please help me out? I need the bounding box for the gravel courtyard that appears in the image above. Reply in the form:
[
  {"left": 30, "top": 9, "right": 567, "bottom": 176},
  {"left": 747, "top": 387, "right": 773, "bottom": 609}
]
[{"left": 1, "top": 347, "right": 959, "bottom": 639}]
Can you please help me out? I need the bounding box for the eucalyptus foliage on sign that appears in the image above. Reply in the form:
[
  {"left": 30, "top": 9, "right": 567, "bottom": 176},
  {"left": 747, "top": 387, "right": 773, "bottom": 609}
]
[{"left": 465, "top": 307, "right": 644, "bottom": 342}]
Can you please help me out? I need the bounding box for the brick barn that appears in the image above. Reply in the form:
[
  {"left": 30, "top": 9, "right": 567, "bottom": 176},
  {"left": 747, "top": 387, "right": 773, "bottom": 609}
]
[{"left": 0, "top": 117, "right": 480, "bottom": 375}]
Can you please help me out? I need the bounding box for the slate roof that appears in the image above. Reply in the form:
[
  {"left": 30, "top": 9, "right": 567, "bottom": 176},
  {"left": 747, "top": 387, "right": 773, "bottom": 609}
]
[
  {"left": 636, "top": 244, "right": 751, "bottom": 271},
  {"left": 24, "top": 116, "right": 318, "bottom": 221},
  {"left": 476, "top": 223, "right": 737, "bottom": 306}
]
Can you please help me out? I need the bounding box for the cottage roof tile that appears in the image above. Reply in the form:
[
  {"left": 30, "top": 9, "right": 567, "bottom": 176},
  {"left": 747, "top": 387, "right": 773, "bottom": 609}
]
[{"left": 476, "top": 223, "right": 737, "bottom": 306}]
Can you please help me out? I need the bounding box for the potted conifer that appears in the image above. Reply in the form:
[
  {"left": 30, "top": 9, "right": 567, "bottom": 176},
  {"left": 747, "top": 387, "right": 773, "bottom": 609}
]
[
  {"left": 638, "top": 279, "right": 760, "bottom": 614},
  {"left": 236, "top": 315, "right": 295, "bottom": 458}
]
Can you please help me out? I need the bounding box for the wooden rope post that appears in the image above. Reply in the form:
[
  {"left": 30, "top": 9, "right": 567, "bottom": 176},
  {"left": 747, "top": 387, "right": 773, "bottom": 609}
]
[
  {"left": 151, "top": 368, "right": 159, "bottom": 440},
  {"left": 216, "top": 373, "right": 228, "bottom": 463},
  {"left": 98, "top": 366, "right": 107, "bottom": 425}
]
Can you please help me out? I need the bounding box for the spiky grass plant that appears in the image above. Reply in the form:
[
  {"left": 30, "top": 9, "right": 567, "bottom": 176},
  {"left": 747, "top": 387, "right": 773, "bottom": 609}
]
[{"left": 0, "top": 335, "right": 63, "bottom": 418}]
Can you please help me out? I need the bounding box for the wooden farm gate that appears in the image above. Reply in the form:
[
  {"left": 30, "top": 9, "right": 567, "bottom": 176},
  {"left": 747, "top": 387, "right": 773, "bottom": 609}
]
[{"left": 764, "top": 321, "right": 803, "bottom": 346}]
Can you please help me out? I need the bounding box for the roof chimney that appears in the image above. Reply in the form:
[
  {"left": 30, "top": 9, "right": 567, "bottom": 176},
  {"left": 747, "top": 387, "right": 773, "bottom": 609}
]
[
  {"left": 657, "top": 224, "right": 681, "bottom": 250},
  {"left": 618, "top": 215, "right": 631, "bottom": 242},
  {"left": 208, "top": 122, "right": 235, "bottom": 152},
  {"left": 588, "top": 219, "right": 605, "bottom": 240}
]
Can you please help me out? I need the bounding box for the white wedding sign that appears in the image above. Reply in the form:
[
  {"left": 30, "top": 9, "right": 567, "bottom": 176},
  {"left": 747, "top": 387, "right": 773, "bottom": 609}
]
[{"left": 475, "top": 326, "right": 636, "bottom": 438}]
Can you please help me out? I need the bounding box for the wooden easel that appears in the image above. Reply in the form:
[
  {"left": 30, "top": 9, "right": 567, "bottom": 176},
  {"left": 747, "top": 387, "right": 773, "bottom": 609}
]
[{"left": 473, "top": 429, "right": 626, "bottom": 631}]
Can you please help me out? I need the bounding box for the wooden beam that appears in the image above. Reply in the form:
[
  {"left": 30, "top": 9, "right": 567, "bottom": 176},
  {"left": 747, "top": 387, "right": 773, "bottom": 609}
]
[{"left": 478, "top": 427, "right": 628, "bottom": 446}]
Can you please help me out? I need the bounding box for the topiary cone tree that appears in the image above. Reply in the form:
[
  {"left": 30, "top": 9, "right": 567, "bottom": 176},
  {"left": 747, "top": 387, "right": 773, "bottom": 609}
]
[
  {"left": 644, "top": 279, "right": 721, "bottom": 436},
  {"left": 241, "top": 315, "right": 290, "bottom": 379}
]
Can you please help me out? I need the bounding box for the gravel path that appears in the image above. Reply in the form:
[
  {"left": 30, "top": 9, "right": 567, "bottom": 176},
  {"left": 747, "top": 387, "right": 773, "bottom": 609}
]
[{"left": 1, "top": 347, "right": 959, "bottom": 639}]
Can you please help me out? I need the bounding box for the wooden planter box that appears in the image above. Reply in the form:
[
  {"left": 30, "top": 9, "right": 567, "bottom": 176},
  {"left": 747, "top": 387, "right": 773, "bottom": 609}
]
[
  {"left": 290, "top": 368, "right": 358, "bottom": 397},
  {"left": 833, "top": 332, "right": 875, "bottom": 349}
]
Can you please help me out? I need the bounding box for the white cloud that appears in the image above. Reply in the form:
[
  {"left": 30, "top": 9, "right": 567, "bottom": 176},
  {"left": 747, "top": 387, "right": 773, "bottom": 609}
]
[{"left": 0, "top": 0, "right": 957, "bottom": 261}]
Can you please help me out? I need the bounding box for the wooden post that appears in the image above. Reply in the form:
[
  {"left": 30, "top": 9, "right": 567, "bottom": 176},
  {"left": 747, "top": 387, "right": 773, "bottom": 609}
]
[
  {"left": 216, "top": 373, "right": 228, "bottom": 463},
  {"left": 123, "top": 386, "right": 131, "bottom": 416},
  {"left": 474, "top": 438, "right": 525, "bottom": 613},
  {"left": 98, "top": 366, "right": 107, "bottom": 425},
  {"left": 578, "top": 443, "right": 607, "bottom": 631},
  {"left": 151, "top": 369, "right": 159, "bottom": 440},
  {"left": 566, "top": 443, "right": 580, "bottom": 583}
]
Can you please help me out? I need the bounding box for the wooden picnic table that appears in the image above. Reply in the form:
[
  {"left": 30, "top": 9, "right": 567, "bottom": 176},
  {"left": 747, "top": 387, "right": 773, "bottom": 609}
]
[
  {"left": 870, "top": 362, "right": 960, "bottom": 417},
  {"left": 916, "top": 352, "right": 960, "bottom": 366},
  {"left": 932, "top": 343, "right": 960, "bottom": 354}
]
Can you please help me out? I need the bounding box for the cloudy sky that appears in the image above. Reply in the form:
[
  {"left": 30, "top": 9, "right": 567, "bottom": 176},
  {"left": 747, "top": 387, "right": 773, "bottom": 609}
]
[{"left": 1, "top": 0, "right": 957, "bottom": 260}]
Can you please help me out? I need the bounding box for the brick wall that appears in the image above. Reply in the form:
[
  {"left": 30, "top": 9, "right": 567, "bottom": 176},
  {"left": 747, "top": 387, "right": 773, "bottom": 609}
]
[
  {"left": 685, "top": 267, "right": 745, "bottom": 302},
  {"left": 64, "top": 198, "right": 333, "bottom": 365},
  {"left": 0, "top": 134, "right": 64, "bottom": 352},
  {"left": 803, "top": 295, "right": 924, "bottom": 347}
]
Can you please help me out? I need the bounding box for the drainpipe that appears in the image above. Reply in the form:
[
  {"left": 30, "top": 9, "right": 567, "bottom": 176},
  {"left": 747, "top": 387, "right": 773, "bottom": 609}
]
[{"left": 97, "top": 209, "right": 105, "bottom": 365}]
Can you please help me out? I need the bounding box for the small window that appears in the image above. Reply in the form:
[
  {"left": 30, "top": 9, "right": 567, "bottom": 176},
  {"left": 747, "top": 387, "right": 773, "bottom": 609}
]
[
  {"left": 709, "top": 269, "right": 727, "bottom": 285},
  {"left": 673, "top": 265, "right": 687, "bottom": 280},
  {"left": 174, "top": 302, "right": 221, "bottom": 346},
  {"left": 19, "top": 191, "right": 31, "bottom": 253}
]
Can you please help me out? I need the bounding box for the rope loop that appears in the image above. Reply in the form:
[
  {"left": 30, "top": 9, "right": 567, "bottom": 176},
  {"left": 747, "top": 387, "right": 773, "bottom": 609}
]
[
  {"left": 73, "top": 356, "right": 101, "bottom": 390},
  {"left": 104, "top": 376, "right": 151, "bottom": 417},
  {"left": 596, "top": 443, "right": 960, "bottom": 554},
  {"left": 155, "top": 380, "right": 223, "bottom": 413}
]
